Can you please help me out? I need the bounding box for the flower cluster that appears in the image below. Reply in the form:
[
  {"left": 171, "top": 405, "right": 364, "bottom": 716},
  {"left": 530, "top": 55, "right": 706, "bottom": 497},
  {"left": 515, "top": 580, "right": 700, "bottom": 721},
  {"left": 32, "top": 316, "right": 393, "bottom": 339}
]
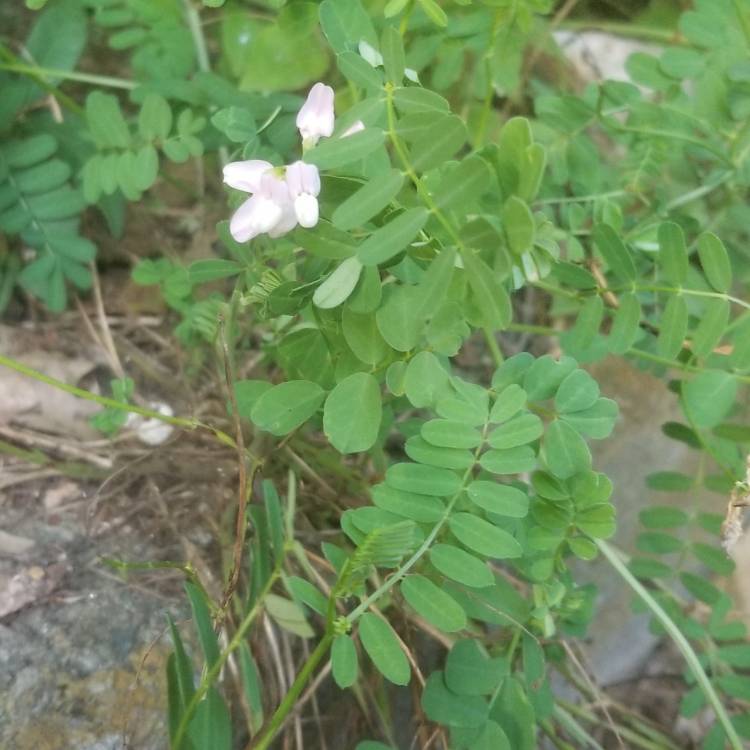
[{"left": 223, "top": 83, "right": 359, "bottom": 244}]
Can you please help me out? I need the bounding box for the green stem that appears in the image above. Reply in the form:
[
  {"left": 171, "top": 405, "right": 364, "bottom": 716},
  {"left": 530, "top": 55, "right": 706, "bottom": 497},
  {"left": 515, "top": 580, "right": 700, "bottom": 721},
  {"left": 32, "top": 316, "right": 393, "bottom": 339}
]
[
  {"left": 597, "top": 540, "right": 743, "bottom": 750},
  {"left": 0, "top": 353, "right": 244, "bottom": 447},
  {"left": 173, "top": 565, "right": 283, "bottom": 749},
  {"left": 250, "top": 632, "right": 334, "bottom": 750},
  {"left": 553, "top": 705, "right": 606, "bottom": 750},
  {"left": 559, "top": 19, "right": 688, "bottom": 45},
  {"left": 483, "top": 327, "right": 504, "bottom": 367},
  {"left": 0, "top": 60, "right": 135, "bottom": 90}
]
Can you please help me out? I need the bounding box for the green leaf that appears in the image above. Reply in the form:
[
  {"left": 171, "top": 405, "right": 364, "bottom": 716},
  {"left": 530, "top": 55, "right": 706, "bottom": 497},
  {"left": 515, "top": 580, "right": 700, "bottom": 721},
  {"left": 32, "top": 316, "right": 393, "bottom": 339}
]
[
  {"left": 372, "top": 484, "right": 445, "bottom": 523},
  {"left": 381, "top": 26, "right": 405, "bottom": 84},
  {"left": 421, "top": 419, "right": 482, "bottom": 449},
  {"left": 692, "top": 298, "right": 729, "bottom": 359},
  {"left": 238, "top": 644, "right": 263, "bottom": 733},
  {"left": 348, "top": 265, "right": 382, "bottom": 313},
  {"left": 286, "top": 576, "right": 328, "bottom": 615},
  {"left": 445, "top": 639, "right": 506, "bottom": 696},
  {"left": 86, "top": 91, "right": 131, "bottom": 149},
  {"left": 375, "top": 284, "right": 423, "bottom": 351},
  {"left": 357, "top": 208, "right": 429, "bottom": 266},
  {"left": 502, "top": 196, "right": 535, "bottom": 256},
  {"left": 417, "top": 0, "right": 448, "bottom": 26},
  {"left": 490, "top": 384, "right": 527, "bottom": 423},
  {"left": 645, "top": 472, "right": 693, "bottom": 492},
  {"left": 657, "top": 295, "right": 688, "bottom": 359},
  {"left": 473, "top": 721, "right": 511, "bottom": 750},
  {"left": 403, "top": 351, "right": 449, "bottom": 407},
  {"left": 682, "top": 370, "right": 737, "bottom": 428},
  {"left": 265, "top": 594, "right": 314, "bottom": 638},
  {"left": 400, "top": 575, "right": 467, "bottom": 632},
  {"left": 576, "top": 503, "right": 615, "bottom": 538},
  {"left": 449, "top": 513, "right": 522, "bottom": 558},
  {"left": 189, "top": 688, "right": 232, "bottom": 750},
  {"left": 333, "top": 169, "right": 404, "bottom": 230},
  {"left": 421, "top": 671, "right": 488, "bottom": 728},
  {"left": 188, "top": 259, "right": 241, "bottom": 284},
  {"left": 342, "top": 309, "right": 389, "bottom": 365},
  {"left": 697, "top": 232, "right": 732, "bottom": 293},
  {"left": 593, "top": 223, "right": 636, "bottom": 282},
  {"left": 185, "top": 582, "right": 220, "bottom": 669},
  {"left": 386, "top": 462, "right": 461, "bottom": 496},
  {"left": 487, "top": 413, "right": 543, "bottom": 450},
  {"left": 565, "top": 296, "right": 603, "bottom": 352},
  {"left": 639, "top": 505, "right": 689, "bottom": 528},
  {"left": 608, "top": 292, "right": 641, "bottom": 354},
  {"left": 399, "top": 113, "right": 467, "bottom": 172},
  {"left": 319, "top": 0, "right": 378, "bottom": 54},
  {"left": 523, "top": 355, "right": 577, "bottom": 401},
  {"left": 250, "top": 381, "right": 325, "bottom": 436},
  {"left": 466, "top": 481, "right": 529, "bottom": 518},
  {"left": 331, "top": 634, "right": 359, "bottom": 688},
  {"left": 358, "top": 612, "right": 410, "bottom": 685},
  {"left": 434, "top": 155, "right": 491, "bottom": 212},
  {"left": 555, "top": 369, "right": 600, "bottom": 413},
  {"left": 323, "top": 372, "right": 382, "bottom": 453},
  {"left": 305, "top": 128, "right": 385, "bottom": 170},
  {"left": 430, "top": 544, "right": 494, "bottom": 588},
  {"left": 392, "top": 86, "right": 449, "bottom": 114},
  {"left": 544, "top": 419, "right": 591, "bottom": 479},
  {"left": 658, "top": 222, "right": 688, "bottom": 285},
  {"left": 479, "top": 447, "right": 536, "bottom": 475},
  {"left": 138, "top": 93, "right": 172, "bottom": 141},
  {"left": 562, "top": 397, "right": 618, "bottom": 439},
  {"left": 337, "top": 51, "right": 384, "bottom": 90},
  {"left": 313, "top": 257, "right": 363, "bottom": 308},
  {"left": 692, "top": 542, "right": 734, "bottom": 575},
  {"left": 405, "top": 437, "right": 474, "bottom": 470},
  {"left": 636, "top": 531, "right": 684, "bottom": 554},
  {"left": 461, "top": 249, "right": 511, "bottom": 331}
]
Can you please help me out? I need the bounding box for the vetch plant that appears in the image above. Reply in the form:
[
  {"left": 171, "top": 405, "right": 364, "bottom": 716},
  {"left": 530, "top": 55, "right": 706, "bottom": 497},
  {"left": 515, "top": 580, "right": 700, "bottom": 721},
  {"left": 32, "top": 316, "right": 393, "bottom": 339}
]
[{"left": 3, "top": 0, "right": 750, "bottom": 749}]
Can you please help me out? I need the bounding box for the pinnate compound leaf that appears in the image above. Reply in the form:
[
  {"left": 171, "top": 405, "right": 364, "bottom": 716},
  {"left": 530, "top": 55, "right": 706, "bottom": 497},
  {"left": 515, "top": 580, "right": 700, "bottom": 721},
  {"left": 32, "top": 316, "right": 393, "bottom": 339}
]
[
  {"left": 400, "top": 575, "right": 467, "bottom": 632},
  {"left": 324, "top": 372, "right": 382, "bottom": 453},
  {"left": 358, "top": 613, "right": 410, "bottom": 685}
]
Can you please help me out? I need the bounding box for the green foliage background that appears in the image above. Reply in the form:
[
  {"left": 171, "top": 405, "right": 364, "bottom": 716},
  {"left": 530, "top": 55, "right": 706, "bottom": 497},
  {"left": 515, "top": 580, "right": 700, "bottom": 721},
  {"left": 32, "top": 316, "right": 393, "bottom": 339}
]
[{"left": 3, "top": 0, "right": 750, "bottom": 748}]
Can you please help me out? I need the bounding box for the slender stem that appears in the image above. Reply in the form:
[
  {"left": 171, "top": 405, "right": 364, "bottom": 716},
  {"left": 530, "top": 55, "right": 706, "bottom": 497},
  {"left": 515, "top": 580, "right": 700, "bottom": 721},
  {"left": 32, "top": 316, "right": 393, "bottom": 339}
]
[
  {"left": 250, "top": 632, "right": 334, "bottom": 750},
  {"left": 536, "top": 189, "right": 628, "bottom": 206},
  {"left": 0, "top": 353, "right": 252, "bottom": 447},
  {"left": 597, "top": 540, "right": 743, "bottom": 750},
  {"left": 553, "top": 705, "right": 606, "bottom": 750},
  {"left": 182, "top": 0, "right": 210, "bottom": 73},
  {"left": 483, "top": 327, "right": 504, "bottom": 367},
  {"left": 173, "top": 565, "right": 283, "bottom": 749},
  {"left": 559, "top": 19, "right": 688, "bottom": 45},
  {"left": 0, "top": 61, "right": 136, "bottom": 90}
]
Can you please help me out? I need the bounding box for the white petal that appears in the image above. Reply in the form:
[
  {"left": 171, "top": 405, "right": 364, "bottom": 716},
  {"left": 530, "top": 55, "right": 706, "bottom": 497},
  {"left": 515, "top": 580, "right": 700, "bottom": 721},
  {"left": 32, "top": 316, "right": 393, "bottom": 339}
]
[
  {"left": 268, "top": 201, "right": 298, "bottom": 238},
  {"left": 230, "top": 196, "right": 263, "bottom": 242},
  {"left": 341, "top": 120, "right": 365, "bottom": 138},
  {"left": 222, "top": 160, "right": 272, "bottom": 192},
  {"left": 296, "top": 82, "right": 335, "bottom": 143},
  {"left": 294, "top": 193, "right": 319, "bottom": 229},
  {"left": 229, "top": 195, "right": 283, "bottom": 242},
  {"left": 285, "top": 161, "right": 320, "bottom": 198}
]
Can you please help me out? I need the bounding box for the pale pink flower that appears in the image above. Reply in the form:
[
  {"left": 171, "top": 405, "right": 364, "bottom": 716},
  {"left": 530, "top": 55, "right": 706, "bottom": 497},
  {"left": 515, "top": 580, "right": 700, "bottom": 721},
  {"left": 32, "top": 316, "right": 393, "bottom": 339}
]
[
  {"left": 296, "top": 82, "right": 335, "bottom": 146},
  {"left": 285, "top": 161, "right": 321, "bottom": 229}
]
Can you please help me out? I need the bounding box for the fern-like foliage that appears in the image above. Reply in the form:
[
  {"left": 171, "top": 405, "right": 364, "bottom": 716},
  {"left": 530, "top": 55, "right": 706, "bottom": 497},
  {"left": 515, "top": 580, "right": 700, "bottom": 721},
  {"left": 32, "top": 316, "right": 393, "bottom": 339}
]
[{"left": 0, "top": 134, "right": 93, "bottom": 311}]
